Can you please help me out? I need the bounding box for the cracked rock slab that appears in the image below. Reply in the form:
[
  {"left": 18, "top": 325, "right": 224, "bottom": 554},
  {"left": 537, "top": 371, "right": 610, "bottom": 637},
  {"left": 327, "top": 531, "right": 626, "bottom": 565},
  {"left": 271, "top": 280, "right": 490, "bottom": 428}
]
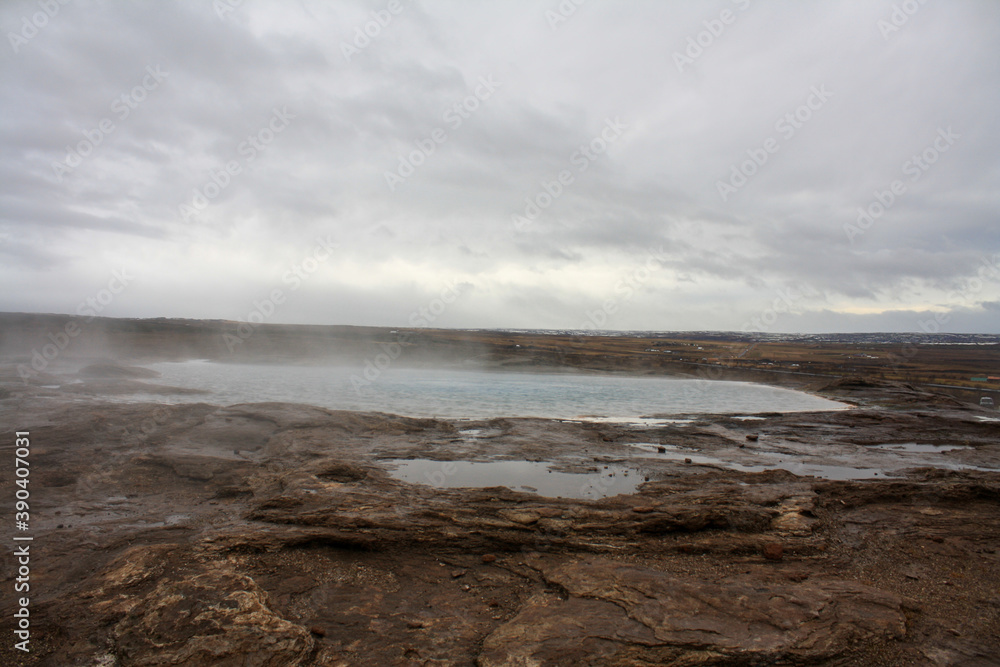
[
  {"left": 479, "top": 557, "right": 906, "bottom": 666},
  {"left": 88, "top": 546, "right": 315, "bottom": 666}
]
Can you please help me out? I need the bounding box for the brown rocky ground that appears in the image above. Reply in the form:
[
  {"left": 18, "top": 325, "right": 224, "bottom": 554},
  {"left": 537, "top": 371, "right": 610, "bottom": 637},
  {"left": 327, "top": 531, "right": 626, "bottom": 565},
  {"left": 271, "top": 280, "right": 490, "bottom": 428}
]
[
  {"left": 1, "top": 308, "right": 999, "bottom": 667},
  {"left": 1, "top": 363, "right": 999, "bottom": 666}
]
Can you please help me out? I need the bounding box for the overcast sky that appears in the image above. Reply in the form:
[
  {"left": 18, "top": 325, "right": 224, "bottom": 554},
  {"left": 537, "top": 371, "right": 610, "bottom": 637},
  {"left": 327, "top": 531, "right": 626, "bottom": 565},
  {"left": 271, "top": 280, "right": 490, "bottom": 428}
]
[{"left": 2, "top": 0, "right": 999, "bottom": 333}]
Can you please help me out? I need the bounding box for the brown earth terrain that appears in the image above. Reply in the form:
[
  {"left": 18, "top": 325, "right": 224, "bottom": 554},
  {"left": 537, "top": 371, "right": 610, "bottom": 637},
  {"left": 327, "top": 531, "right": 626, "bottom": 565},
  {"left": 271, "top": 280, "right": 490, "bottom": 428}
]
[{"left": 1, "top": 313, "right": 999, "bottom": 666}]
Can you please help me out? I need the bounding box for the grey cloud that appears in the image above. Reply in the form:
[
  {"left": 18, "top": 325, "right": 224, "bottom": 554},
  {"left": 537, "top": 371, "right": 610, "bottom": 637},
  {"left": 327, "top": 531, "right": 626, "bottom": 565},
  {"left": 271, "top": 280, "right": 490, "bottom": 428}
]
[{"left": 1, "top": 0, "right": 998, "bottom": 332}]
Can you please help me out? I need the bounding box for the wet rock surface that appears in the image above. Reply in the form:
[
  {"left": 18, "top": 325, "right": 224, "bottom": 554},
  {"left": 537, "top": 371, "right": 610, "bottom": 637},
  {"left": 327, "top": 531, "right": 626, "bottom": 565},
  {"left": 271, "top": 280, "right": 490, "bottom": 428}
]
[
  {"left": 480, "top": 556, "right": 907, "bottom": 666},
  {"left": 1, "top": 370, "right": 999, "bottom": 665}
]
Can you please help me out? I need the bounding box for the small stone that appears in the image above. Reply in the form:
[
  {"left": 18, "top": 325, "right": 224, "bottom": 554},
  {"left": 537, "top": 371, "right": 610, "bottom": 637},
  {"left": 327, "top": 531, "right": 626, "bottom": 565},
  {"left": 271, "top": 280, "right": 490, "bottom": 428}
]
[
  {"left": 746, "top": 434, "right": 759, "bottom": 441},
  {"left": 406, "top": 619, "right": 425, "bottom": 629},
  {"left": 462, "top": 584, "right": 471, "bottom": 591},
  {"left": 451, "top": 569, "right": 466, "bottom": 579},
  {"left": 763, "top": 543, "right": 784, "bottom": 561},
  {"left": 631, "top": 506, "right": 656, "bottom": 514},
  {"left": 308, "top": 625, "right": 326, "bottom": 637},
  {"left": 481, "top": 554, "right": 497, "bottom": 563},
  {"left": 501, "top": 510, "right": 540, "bottom": 525},
  {"left": 684, "top": 458, "right": 692, "bottom": 464},
  {"left": 656, "top": 446, "right": 667, "bottom": 453}
]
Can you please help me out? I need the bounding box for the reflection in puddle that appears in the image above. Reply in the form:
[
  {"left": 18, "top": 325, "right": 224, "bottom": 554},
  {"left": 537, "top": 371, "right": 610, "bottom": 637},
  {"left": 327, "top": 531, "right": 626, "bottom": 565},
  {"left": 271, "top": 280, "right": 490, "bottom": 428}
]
[
  {"left": 629, "top": 440, "right": 1000, "bottom": 480},
  {"left": 628, "top": 443, "right": 891, "bottom": 480},
  {"left": 581, "top": 417, "right": 694, "bottom": 427},
  {"left": 383, "top": 459, "right": 645, "bottom": 499},
  {"left": 870, "top": 443, "right": 969, "bottom": 453}
]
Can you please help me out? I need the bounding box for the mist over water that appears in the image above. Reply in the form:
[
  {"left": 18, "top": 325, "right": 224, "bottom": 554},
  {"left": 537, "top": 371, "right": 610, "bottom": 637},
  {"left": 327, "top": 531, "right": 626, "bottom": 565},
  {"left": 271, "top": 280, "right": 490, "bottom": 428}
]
[{"left": 143, "top": 360, "right": 845, "bottom": 419}]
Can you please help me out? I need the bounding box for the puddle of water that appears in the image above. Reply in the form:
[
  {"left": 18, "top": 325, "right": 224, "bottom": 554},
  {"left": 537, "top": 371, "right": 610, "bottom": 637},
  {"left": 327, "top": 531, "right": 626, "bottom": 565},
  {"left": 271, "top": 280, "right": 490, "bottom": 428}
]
[
  {"left": 628, "top": 443, "right": 893, "bottom": 480},
  {"left": 383, "top": 459, "right": 644, "bottom": 499},
  {"left": 928, "top": 463, "right": 1000, "bottom": 473},
  {"left": 871, "top": 443, "right": 970, "bottom": 453},
  {"left": 582, "top": 417, "right": 694, "bottom": 427},
  {"left": 630, "top": 441, "right": 1000, "bottom": 479}
]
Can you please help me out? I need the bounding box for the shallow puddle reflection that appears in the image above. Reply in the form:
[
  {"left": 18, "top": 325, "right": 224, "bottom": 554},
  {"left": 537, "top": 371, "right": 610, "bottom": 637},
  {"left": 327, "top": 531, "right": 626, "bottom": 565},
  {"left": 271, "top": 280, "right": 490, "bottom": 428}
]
[{"left": 384, "top": 459, "right": 645, "bottom": 499}]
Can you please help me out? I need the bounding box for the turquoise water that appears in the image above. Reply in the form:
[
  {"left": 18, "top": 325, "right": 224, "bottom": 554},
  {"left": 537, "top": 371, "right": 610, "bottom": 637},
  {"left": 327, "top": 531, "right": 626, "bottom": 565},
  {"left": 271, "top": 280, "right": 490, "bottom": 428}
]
[{"left": 141, "top": 361, "right": 845, "bottom": 419}]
